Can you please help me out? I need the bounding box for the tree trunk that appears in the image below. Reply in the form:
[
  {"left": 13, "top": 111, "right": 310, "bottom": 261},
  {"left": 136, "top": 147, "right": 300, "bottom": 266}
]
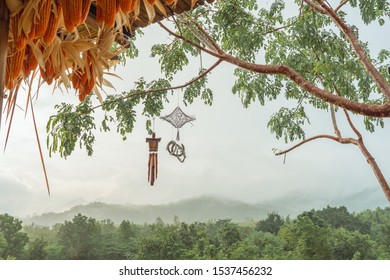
[{"left": 357, "top": 139, "right": 390, "bottom": 202}]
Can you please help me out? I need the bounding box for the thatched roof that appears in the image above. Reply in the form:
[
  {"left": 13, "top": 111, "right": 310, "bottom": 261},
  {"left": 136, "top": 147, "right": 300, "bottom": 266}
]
[
  {"left": 0, "top": 0, "right": 214, "bottom": 125},
  {"left": 84, "top": 0, "right": 214, "bottom": 45},
  {"left": 126, "top": 0, "right": 214, "bottom": 32}
]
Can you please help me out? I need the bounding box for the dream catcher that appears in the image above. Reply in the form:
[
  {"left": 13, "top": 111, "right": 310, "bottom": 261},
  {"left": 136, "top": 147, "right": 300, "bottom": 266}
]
[
  {"left": 160, "top": 106, "right": 196, "bottom": 162},
  {"left": 146, "top": 132, "right": 161, "bottom": 186}
]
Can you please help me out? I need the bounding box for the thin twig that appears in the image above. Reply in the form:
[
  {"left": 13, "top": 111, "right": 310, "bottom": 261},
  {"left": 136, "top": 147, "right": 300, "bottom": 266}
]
[
  {"left": 158, "top": 22, "right": 223, "bottom": 59},
  {"left": 315, "top": 72, "right": 342, "bottom": 138},
  {"left": 171, "top": 15, "right": 184, "bottom": 37},
  {"left": 330, "top": 105, "right": 342, "bottom": 138},
  {"left": 303, "top": 0, "right": 327, "bottom": 14},
  {"left": 274, "top": 134, "right": 357, "bottom": 156},
  {"left": 335, "top": 0, "right": 350, "bottom": 12},
  {"left": 180, "top": 18, "right": 218, "bottom": 53},
  {"left": 318, "top": 81, "right": 342, "bottom": 139},
  {"left": 299, "top": 0, "right": 305, "bottom": 15},
  {"left": 333, "top": 84, "right": 362, "bottom": 139},
  {"left": 324, "top": 0, "right": 333, "bottom": 9},
  {"left": 343, "top": 109, "right": 362, "bottom": 139},
  {"left": 182, "top": 13, "right": 223, "bottom": 54}
]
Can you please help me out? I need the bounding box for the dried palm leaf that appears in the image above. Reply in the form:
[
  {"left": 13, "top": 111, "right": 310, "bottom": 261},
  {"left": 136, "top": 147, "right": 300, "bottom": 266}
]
[{"left": 143, "top": 0, "right": 156, "bottom": 22}]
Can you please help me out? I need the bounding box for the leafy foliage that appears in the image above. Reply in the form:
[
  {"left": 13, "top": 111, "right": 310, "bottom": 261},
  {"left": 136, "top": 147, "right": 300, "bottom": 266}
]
[
  {"left": 183, "top": 68, "right": 213, "bottom": 106},
  {"left": 46, "top": 101, "right": 96, "bottom": 158},
  {"left": 268, "top": 106, "right": 309, "bottom": 142},
  {"left": 349, "top": 0, "right": 390, "bottom": 24},
  {"left": 232, "top": 70, "right": 281, "bottom": 107},
  {"left": 0, "top": 214, "right": 29, "bottom": 259},
  {"left": 0, "top": 206, "right": 388, "bottom": 260},
  {"left": 57, "top": 214, "right": 101, "bottom": 259},
  {"left": 256, "top": 212, "right": 285, "bottom": 234},
  {"left": 151, "top": 40, "right": 190, "bottom": 80}
]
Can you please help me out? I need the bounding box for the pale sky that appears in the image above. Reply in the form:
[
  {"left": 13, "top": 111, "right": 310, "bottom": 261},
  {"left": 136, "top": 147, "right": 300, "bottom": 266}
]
[{"left": 1, "top": 1, "right": 389, "bottom": 217}]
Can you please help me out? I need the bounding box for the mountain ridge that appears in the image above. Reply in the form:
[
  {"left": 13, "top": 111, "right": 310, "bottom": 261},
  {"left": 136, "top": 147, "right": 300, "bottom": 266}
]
[
  {"left": 23, "top": 196, "right": 275, "bottom": 227},
  {"left": 22, "top": 187, "right": 389, "bottom": 227}
]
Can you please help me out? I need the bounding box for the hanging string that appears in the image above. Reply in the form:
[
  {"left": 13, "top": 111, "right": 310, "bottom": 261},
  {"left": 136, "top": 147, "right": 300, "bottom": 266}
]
[
  {"left": 199, "top": 51, "right": 203, "bottom": 70},
  {"left": 176, "top": 91, "right": 180, "bottom": 141},
  {"left": 177, "top": 90, "right": 180, "bottom": 107}
]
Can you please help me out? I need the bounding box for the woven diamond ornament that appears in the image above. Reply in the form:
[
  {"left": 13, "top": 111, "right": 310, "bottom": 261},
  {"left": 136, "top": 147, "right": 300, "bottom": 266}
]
[{"left": 160, "top": 106, "right": 195, "bottom": 141}]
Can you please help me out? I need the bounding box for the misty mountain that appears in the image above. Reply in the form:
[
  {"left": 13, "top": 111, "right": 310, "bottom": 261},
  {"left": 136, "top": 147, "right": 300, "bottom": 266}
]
[
  {"left": 22, "top": 187, "right": 388, "bottom": 227},
  {"left": 23, "top": 196, "right": 276, "bottom": 227},
  {"left": 267, "top": 186, "right": 389, "bottom": 216},
  {"left": 333, "top": 187, "right": 389, "bottom": 212}
]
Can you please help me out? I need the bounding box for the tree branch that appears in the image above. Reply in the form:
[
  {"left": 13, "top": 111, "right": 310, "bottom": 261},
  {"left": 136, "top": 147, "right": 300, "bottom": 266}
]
[
  {"left": 335, "top": 0, "right": 350, "bottom": 12},
  {"left": 316, "top": 76, "right": 342, "bottom": 138},
  {"left": 179, "top": 17, "right": 219, "bottom": 53},
  {"left": 303, "top": 0, "right": 327, "bottom": 14},
  {"left": 158, "top": 22, "right": 223, "bottom": 59},
  {"left": 330, "top": 105, "right": 342, "bottom": 138},
  {"left": 343, "top": 109, "right": 362, "bottom": 139},
  {"left": 92, "top": 58, "right": 223, "bottom": 111},
  {"left": 158, "top": 22, "right": 390, "bottom": 118},
  {"left": 342, "top": 103, "right": 390, "bottom": 201},
  {"left": 357, "top": 139, "right": 390, "bottom": 201},
  {"left": 181, "top": 13, "right": 224, "bottom": 54},
  {"left": 275, "top": 88, "right": 390, "bottom": 201},
  {"left": 220, "top": 53, "right": 390, "bottom": 118},
  {"left": 332, "top": 84, "right": 362, "bottom": 139},
  {"left": 274, "top": 134, "right": 357, "bottom": 156},
  {"left": 315, "top": 0, "right": 390, "bottom": 100}
]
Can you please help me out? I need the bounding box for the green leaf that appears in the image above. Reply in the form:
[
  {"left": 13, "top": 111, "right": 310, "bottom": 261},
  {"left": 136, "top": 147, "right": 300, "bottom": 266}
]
[
  {"left": 46, "top": 99, "right": 96, "bottom": 158},
  {"left": 267, "top": 106, "right": 309, "bottom": 143},
  {"left": 183, "top": 69, "right": 214, "bottom": 106}
]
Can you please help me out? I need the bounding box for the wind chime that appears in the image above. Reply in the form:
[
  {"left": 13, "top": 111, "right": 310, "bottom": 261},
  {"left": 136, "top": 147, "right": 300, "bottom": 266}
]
[
  {"left": 145, "top": 105, "right": 195, "bottom": 186},
  {"left": 160, "top": 106, "right": 196, "bottom": 163},
  {"left": 146, "top": 132, "right": 161, "bottom": 186}
]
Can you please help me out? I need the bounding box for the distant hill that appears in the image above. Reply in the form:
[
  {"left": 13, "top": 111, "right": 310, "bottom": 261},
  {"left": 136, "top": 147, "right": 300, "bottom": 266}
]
[
  {"left": 23, "top": 196, "right": 277, "bottom": 227},
  {"left": 267, "top": 186, "right": 389, "bottom": 215},
  {"left": 333, "top": 187, "right": 389, "bottom": 212},
  {"left": 22, "top": 187, "right": 389, "bottom": 227}
]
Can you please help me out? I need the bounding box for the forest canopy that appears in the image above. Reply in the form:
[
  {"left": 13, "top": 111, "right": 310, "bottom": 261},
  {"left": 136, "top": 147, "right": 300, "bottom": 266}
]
[{"left": 1, "top": 206, "right": 390, "bottom": 260}]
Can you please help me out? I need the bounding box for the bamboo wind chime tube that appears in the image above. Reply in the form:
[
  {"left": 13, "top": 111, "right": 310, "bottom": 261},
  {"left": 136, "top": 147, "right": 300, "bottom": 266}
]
[
  {"left": 148, "top": 152, "right": 157, "bottom": 185},
  {"left": 146, "top": 133, "right": 161, "bottom": 186},
  {"left": 0, "top": 1, "right": 9, "bottom": 129}
]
